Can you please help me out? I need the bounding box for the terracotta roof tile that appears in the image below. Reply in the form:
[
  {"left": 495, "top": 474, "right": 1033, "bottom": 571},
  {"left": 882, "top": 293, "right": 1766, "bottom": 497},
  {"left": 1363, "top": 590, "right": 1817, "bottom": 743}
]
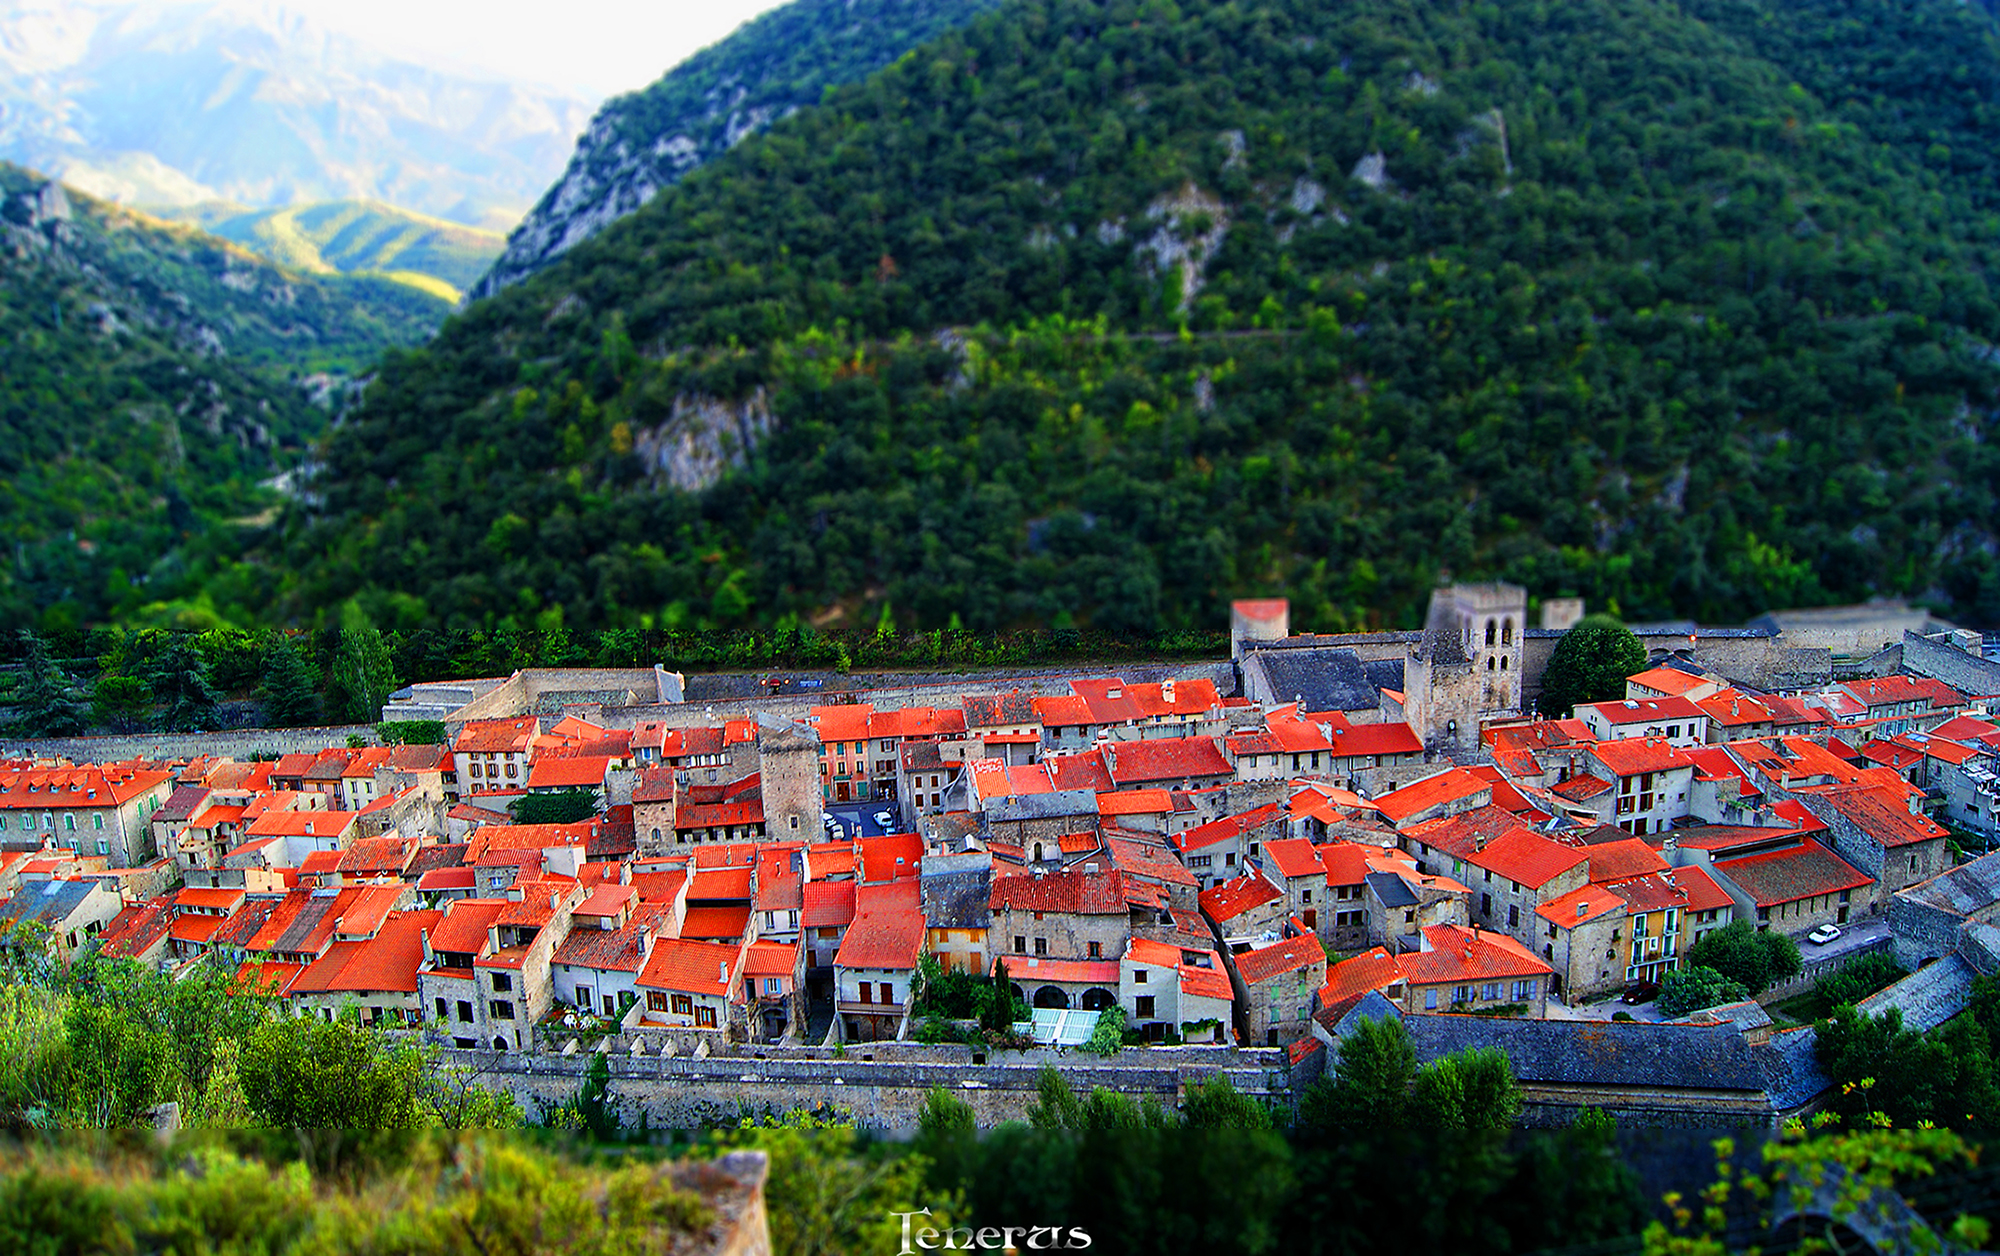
[{"left": 1234, "top": 933, "right": 1324, "bottom": 984}]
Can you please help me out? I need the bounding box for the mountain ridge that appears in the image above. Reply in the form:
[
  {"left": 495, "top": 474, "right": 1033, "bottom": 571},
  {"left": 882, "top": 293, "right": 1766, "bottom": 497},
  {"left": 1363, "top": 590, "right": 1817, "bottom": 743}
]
[
  {"left": 470, "top": 0, "right": 1001, "bottom": 301},
  {"left": 0, "top": 159, "right": 448, "bottom": 630},
  {"left": 0, "top": 0, "right": 594, "bottom": 228}
]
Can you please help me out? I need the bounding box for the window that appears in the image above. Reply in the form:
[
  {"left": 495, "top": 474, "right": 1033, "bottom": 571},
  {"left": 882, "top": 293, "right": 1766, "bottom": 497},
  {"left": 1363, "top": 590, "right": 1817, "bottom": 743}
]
[
  {"left": 1508, "top": 904, "right": 1519, "bottom": 928},
  {"left": 671, "top": 994, "right": 694, "bottom": 1015},
  {"left": 1453, "top": 985, "right": 1473, "bottom": 1005},
  {"left": 1480, "top": 893, "right": 1492, "bottom": 916},
  {"left": 881, "top": 982, "right": 895, "bottom": 1003},
  {"left": 857, "top": 983, "right": 872, "bottom": 1004},
  {"left": 1034, "top": 937, "right": 1047, "bottom": 956},
  {"left": 489, "top": 1000, "right": 515, "bottom": 1020},
  {"left": 1513, "top": 980, "right": 1534, "bottom": 1001},
  {"left": 1014, "top": 936, "right": 1026, "bottom": 954},
  {"left": 695, "top": 1006, "right": 717, "bottom": 1028},
  {"left": 435, "top": 997, "right": 448, "bottom": 1020},
  {"left": 1481, "top": 982, "right": 1500, "bottom": 1001},
  {"left": 1302, "top": 889, "right": 1313, "bottom": 904},
  {"left": 764, "top": 977, "right": 782, "bottom": 996},
  {"left": 1134, "top": 968, "right": 1149, "bottom": 984},
  {"left": 1136, "top": 995, "right": 1155, "bottom": 1018},
  {"left": 1424, "top": 988, "right": 1438, "bottom": 1010},
  {"left": 1087, "top": 941, "right": 1102, "bottom": 958},
  {"left": 491, "top": 973, "right": 512, "bottom": 992}
]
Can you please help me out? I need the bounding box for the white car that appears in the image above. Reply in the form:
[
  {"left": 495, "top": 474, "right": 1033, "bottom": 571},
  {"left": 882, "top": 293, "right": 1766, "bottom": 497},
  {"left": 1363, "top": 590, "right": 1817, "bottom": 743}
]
[
  {"left": 1807, "top": 924, "right": 1842, "bottom": 946},
  {"left": 873, "top": 810, "right": 895, "bottom": 830}
]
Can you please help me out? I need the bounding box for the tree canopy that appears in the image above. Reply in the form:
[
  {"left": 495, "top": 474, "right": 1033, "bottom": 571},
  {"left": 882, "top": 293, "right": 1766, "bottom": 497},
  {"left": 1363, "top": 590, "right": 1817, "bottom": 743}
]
[{"left": 1536, "top": 615, "right": 1647, "bottom": 718}]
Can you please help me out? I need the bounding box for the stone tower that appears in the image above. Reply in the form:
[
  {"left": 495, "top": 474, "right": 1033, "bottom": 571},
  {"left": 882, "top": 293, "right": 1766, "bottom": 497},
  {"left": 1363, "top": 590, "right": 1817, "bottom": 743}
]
[
  {"left": 755, "top": 716, "right": 824, "bottom": 841},
  {"left": 1405, "top": 582, "right": 1528, "bottom": 755}
]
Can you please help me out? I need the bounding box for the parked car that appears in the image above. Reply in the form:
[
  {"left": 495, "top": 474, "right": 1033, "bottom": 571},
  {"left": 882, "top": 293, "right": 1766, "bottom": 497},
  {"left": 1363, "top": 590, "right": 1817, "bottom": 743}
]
[
  {"left": 1621, "top": 981, "right": 1659, "bottom": 1005},
  {"left": 873, "top": 810, "right": 895, "bottom": 830},
  {"left": 1807, "top": 923, "right": 1843, "bottom": 946}
]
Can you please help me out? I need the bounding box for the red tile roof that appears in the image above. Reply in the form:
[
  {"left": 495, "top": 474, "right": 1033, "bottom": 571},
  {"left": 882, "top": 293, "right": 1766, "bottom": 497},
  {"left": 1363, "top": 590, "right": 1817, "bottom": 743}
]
[
  {"left": 1234, "top": 933, "right": 1324, "bottom": 984},
  {"left": 1667, "top": 863, "right": 1735, "bottom": 914},
  {"left": 1046, "top": 751, "right": 1113, "bottom": 793},
  {"left": 294, "top": 910, "right": 441, "bottom": 995},
  {"left": 1399, "top": 924, "right": 1553, "bottom": 985},
  {"left": 1583, "top": 838, "right": 1668, "bottom": 884},
  {"left": 1314, "top": 841, "right": 1374, "bottom": 887},
  {"left": 1097, "top": 789, "right": 1174, "bottom": 816},
  {"left": 1103, "top": 737, "right": 1233, "bottom": 786},
  {"left": 1551, "top": 774, "right": 1612, "bottom": 801},
  {"left": 526, "top": 756, "right": 611, "bottom": 790},
  {"left": 428, "top": 898, "right": 507, "bottom": 956},
  {"left": 637, "top": 937, "right": 739, "bottom": 996},
  {"left": 1373, "top": 768, "right": 1491, "bottom": 825},
  {"left": 1536, "top": 883, "right": 1625, "bottom": 929},
  {"left": 859, "top": 833, "right": 922, "bottom": 883},
  {"left": 454, "top": 718, "right": 539, "bottom": 754},
  {"left": 1329, "top": 721, "right": 1424, "bottom": 758},
  {"left": 990, "top": 866, "right": 1127, "bottom": 915},
  {"left": 1589, "top": 737, "right": 1695, "bottom": 778},
  {"left": 687, "top": 866, "right": 754, "bottom": 902},
  {"left": 1034, "top": 695, "right": 1093, "bottom": 726},
  {"left": 1198, "top": 871, "right": 1283, "bottom": 924},
  {"left": 1713, "top": 842, "right": 1872, "bottom": 907},
  {"left": 1260, "top": 837, "right": 1326, "bottom": 880},
  {"left": 680, "top": 904, "right": 751, "bottom": 941},
  {"left": 1578, "top": 695, "right": 1704, "bottom": 724},
  {"left": 1319, "top": 946, "right": 1404, "bottom": 1005},
  {"left": 1815, "top": 784, "right": 1948, "bottom": 848},
  {"left": 834, "top": 879, "right": 925, "bottom": 971},
  {"left": 1625, "top": 668, "right": 1714, "bottom": 697},
  {"left": 1464, "top": 830, "right": 1587, "bottom": 890},
  {"left": 1174, "top": 802, "right": 1286, "bottom": 855},
  {"left": 802, "top": 879, "right": 857, "bottom": 929}
]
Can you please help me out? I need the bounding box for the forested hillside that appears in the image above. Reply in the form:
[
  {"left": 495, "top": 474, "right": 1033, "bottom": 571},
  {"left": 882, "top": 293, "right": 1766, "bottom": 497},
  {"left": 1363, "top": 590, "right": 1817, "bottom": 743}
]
[
  {"left": 278, "top": 0, "right": 2000, "bottom": 635},
  {"left": 471, "top": 0, "right": 1003, "bottom": 299},
  {"left": 156, "top": 200, "right": 506, "bottom": 302},
  {"left": 0, "top": 162, "right": 447, "bottom": 631}
]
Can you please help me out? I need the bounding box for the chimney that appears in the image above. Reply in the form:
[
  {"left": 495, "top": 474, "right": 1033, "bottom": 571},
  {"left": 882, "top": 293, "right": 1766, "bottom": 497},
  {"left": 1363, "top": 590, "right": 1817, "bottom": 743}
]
[
  {"left": 1084, "top": 861, "right": 1100, "bottom": 874},
  {"left": 419, "top": 928, "right": 434, "bottom": 965},
  {"left": 718, "top": 960, "right": 730, "bottom": 983},
  {"left": 1163, "top": 678, "right": 1176, "bottom": 704}
]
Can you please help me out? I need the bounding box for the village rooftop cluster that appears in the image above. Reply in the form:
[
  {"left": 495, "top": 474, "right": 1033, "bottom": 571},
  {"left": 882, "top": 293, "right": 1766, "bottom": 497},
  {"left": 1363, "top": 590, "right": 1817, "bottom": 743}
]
[{"left": 5, "top": 586, "right": 2000, "bottom": 1113}]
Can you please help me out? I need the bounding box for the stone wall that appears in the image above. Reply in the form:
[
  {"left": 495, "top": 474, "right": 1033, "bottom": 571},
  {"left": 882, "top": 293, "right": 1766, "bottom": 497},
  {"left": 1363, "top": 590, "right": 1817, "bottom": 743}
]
[
  {"left": 1, "top": 724, "right": 378, "bottom": 764},
  {"left": 443, "top": 1042, "right": 1290, "bottom": 1133}
]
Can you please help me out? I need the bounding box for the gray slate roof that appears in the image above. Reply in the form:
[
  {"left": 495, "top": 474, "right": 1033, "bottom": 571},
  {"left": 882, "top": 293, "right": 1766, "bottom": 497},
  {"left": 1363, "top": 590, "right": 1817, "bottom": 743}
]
[
  {"left": 985, "top": 791, "right": 1097, "bottom": 824},
  {"left": 1, "top": 879, "right": 102, "bottom": 925},
  {"left": 1759, "top": 1027, "right": 1832, "bottom": 1112},
  {"left": 920, "top": 867, "right": 992, "bottom": 929},
  {"left": 1897, "top": 849, "right": 2000, "bottom": 919},
  {"left": 1366, "top": 871, "right": 1418, "bottom": 909},
  {"left": 153, "top": 785, "right": 211, "bottom": 824},
  {"left": 1857, "top": 954, "right": 1977, "bottom": 1033},
  {"left": 1404, "top": 1013, "right": 1771, "bottom": 1093},
  {"left": 1249, "top": 647, "right": 1384, "bottom": 713}
]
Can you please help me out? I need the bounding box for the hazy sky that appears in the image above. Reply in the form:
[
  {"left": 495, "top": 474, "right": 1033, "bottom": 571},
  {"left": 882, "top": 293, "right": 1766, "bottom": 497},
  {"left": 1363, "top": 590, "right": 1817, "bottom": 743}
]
[{"left": 261, "top": 0, "right": 793, "bottom": 100}]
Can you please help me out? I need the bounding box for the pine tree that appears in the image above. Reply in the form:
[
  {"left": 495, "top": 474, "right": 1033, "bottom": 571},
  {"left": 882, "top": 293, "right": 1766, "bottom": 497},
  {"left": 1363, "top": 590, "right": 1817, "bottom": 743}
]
[
  {"left": 9, "top": 630, "right": 91, "bottom": 737},
  {"left": 145, "top": 637, "right": 221, "bottom": 733},
  {"left": 330, "top": 606, "right": 397, "bottom": 725},
  {"left": 258, "top": 638, "right": 320, "bottom": 728},
  {"left": 1536, "top": 615, "right": 1648, "bottom": 718}
]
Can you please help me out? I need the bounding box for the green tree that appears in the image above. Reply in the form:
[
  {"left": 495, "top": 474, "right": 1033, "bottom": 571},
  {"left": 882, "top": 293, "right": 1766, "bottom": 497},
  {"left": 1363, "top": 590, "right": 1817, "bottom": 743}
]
[
  {"left": 1181, "top": 1075, "right": 1273, "bottom": 1130},
  {"left": 8, "top": 631, "right": 91, "bottom": 738},
  {"left": 1655, "top": 965, "right": 1751, "bottom": 1017},
  {"left": 1537, "top": 615, "right": 1647, "bottom": 718},
  {"left": 90, "top": 675, "right": 151, "bottom": 733},
  {"left": 256, "top": 636, "right": 320, "bottom": 728},
  {"left": 1814, "top": 1007, "right": 1967, "bottom": 1129},
  {"left": 140, "top": 637, "right": 220, "bottom": 733},
  {"left": 721, "top": 1110, "right": 942, "bottom": 1256},
  {"left": 510, "top": 789, "right": 600, "bottom": 824},
  {"left": 237, "top": 1013, "right": 427, "bottom": 1168},
  {"left": 1297, "top": 1014, "right": 1418, "bottom": 1131},
  {"left": 1411, "top": 1046, "right": 1521, "bottom": 1139},
  {"left": 329, "top": 603, "right": 397, "bottom": 724},
  {"left": 1686, "top": 921, "right": 1801, "bottom": 995},
  {"left": 1083, "top": 1005, "right": 1125, "bottom": 1056}
]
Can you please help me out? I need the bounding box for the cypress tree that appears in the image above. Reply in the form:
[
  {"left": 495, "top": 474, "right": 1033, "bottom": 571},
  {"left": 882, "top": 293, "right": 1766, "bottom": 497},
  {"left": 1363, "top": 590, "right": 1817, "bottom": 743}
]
[
  {"left": 146, "top": 637, "right": 221, "bottom": 733},
  {"left": 9, "top": 630, "right": 91, "bottom": 737},
  {"left": 258, "top": 638, "right": 321, "bottom": 728}
]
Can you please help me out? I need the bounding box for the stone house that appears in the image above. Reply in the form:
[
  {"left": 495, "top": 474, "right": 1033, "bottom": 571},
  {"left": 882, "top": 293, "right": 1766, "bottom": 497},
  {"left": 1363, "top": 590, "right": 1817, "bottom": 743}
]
[
  {"left": 0, "top": 877, "right": 124, "bottom": 959},
  {"left": 289, "top": 908, "right": 441, "bottom": 1027},
  {"left": 1574, "top": 697, "right": 1710, "bottom": 747},
  {"left": 1392, "top": 924, "right": 1553, "bottom": 1018},
  {"left": 635, "top": 938, "right": 740, "bottom": 1034},
  {"left": 1119, "top": 937, "right": 1233, "bottom": 1043},
  {"left": 0, "top": 763, "right": 176, "bottom": 868},
  {"left": 834, "top": 878, "right": 925, "bottom": 1041},
  {"left": 919, "top": 849, "right": 991, "bottom": 976},
  {"left": 1255, "top": 837, "right": 1329, "bottom": 933},
  {"left": 1459, "top": 829, "right": 1589, "bottom": 948},
  {"left": 1889, "top": 850, "right": 2000, "bottom": 971},
  {"left": 1706, "top": 839, "right": 1873, "bottom": 938},
  {"left": 550, "top": 884, "right": 666, "bottom": 1019},
  {"left": 1794, "top": 782, "right": 1950, "bottom": 917},
  {"left": 1198, "top": 869, "right": 1288, "bottom": 950},
  {"left": 989, "top": 864, "right": 1133, "bottom": 966},
  {"left": 1227, "top": 933, "right": 1327, "bottom": 1046},
  {"left": 1172, "top": 802, "right": 1286, "bottom": 889},
  {"left": 1582, "top": 738, "right": 1697, "bottom": 837},
  {"left": 961, "top": 691, "right": 1043, "bottom": 767}
]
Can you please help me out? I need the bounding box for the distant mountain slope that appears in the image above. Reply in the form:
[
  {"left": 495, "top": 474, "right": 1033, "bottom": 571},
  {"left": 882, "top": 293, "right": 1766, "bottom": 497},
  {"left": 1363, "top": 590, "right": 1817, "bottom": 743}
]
[
  {"left": 0, "top": 161, "right": 447, "bottom": 630},
  {"left": 277, "top": 0, "right": 2000, "bottom": 638},
  {"left": 0, "top": 0, "right": 594, "bottom": 229},
  {"left": 469, "top": 0, "right": 1000, "bottom": 300},
  {"left": 153, "top": 200, "right": 506, "bottom": 303}
]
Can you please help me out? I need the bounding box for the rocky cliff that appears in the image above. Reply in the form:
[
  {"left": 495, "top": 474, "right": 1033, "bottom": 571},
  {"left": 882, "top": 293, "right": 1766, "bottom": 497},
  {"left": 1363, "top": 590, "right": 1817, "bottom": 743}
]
[{"left": 468, "top": 0, "right": 999, "bottom": 301}]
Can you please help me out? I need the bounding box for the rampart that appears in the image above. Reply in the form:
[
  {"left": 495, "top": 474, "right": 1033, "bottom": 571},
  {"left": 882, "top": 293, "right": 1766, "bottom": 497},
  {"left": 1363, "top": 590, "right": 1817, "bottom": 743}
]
[
  {"left": 1, "top": 723, "right": 378, "bottom": 763},
  {"left": 445, "top": 1040, "right": 1294, "bottom": 1133}
]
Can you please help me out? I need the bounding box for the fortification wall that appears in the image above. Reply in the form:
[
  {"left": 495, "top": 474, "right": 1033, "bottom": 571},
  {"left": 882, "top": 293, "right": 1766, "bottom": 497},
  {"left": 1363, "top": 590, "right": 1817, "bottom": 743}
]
[
  {"left": 1, "top": 723, "right": 378, "bottom": 763},
  {"left": 445, "top": 1042, "right": 1292, "bottom": 1133}
]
